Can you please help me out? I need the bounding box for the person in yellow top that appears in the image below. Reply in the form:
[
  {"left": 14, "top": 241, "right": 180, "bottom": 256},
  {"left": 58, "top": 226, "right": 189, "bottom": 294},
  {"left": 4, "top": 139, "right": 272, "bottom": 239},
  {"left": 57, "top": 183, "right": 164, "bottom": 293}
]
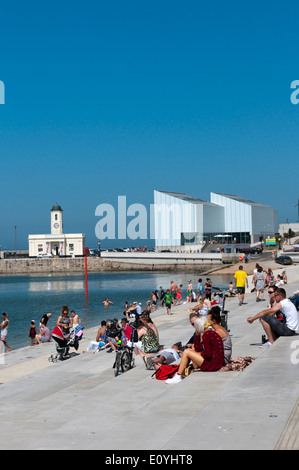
[{"left": 234, "top": 265, "right": 249, "bottom": 306}]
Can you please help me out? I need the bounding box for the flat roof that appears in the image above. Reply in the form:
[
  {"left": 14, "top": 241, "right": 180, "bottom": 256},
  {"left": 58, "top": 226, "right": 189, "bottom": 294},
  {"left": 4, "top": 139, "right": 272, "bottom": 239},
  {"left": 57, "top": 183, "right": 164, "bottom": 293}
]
[
  {"left": 211, "top": 192, "right": 271, "bottom": 208},
  {"left": 155, "top": 190, "right": 218, "bottom": 206}
]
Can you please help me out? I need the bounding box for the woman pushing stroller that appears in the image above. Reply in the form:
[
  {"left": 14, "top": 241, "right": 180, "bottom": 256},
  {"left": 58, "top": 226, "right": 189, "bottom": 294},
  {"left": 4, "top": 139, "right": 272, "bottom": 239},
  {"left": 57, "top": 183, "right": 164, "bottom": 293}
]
[{"left": 56, "top": 306, "right": 73, "bottom": 337}]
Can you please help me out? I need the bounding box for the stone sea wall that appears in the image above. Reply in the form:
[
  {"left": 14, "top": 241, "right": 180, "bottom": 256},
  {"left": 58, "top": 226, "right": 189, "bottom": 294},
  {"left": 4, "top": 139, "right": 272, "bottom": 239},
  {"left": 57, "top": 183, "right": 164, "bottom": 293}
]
[{"left": 0, "top": 254, "right": 239, "bottom": 275}]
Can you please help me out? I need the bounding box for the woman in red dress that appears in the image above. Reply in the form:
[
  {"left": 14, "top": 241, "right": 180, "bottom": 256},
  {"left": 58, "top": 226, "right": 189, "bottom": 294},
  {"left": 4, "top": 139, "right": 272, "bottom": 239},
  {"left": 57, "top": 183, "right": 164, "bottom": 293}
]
[{"left": 166, "top": 316, "right": 224, "bottom": 384}]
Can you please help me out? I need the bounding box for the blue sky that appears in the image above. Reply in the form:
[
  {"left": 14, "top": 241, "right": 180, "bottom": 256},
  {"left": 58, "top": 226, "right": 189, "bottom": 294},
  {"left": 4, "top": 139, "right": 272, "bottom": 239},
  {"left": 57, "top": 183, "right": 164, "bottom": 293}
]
[{"left": 1, "top": 1, "right": 299, "bottom": 249}]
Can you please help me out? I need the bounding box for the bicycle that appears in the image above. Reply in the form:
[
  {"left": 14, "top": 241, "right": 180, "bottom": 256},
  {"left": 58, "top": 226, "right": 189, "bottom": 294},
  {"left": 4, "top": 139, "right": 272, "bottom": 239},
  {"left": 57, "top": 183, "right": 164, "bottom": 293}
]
[{"left": 113, "top": 320, "right": 138, "bottom": 377}]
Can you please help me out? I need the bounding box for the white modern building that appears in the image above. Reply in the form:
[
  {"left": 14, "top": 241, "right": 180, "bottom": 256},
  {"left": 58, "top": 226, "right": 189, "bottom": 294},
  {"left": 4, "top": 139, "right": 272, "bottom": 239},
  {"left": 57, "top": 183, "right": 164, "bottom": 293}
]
[
  {"left": 154, "top": 191, "right": 224, "bottom": 251},
  {"left": 154, "top": 190, "right": 278, "bottom": 251},
  {"left": 210, "top": 193, "right": 278, "bottom": 244},
  {"left": 28, "top": 204, "right": 85, "bottom": 257}
]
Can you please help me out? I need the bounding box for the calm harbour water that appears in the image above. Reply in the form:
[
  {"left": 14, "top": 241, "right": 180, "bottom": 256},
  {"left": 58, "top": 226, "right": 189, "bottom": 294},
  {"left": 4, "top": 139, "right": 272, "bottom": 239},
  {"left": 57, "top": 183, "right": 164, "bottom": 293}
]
[{"left": 0, "top": 271, "right": 232, "bottom": 350}]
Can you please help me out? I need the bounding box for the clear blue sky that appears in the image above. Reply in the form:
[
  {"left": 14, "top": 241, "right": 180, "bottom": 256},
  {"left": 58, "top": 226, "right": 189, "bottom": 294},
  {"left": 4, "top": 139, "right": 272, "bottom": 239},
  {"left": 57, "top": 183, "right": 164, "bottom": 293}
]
[{"left": 1, "top": 1, "right": 299, "bottom": 250}]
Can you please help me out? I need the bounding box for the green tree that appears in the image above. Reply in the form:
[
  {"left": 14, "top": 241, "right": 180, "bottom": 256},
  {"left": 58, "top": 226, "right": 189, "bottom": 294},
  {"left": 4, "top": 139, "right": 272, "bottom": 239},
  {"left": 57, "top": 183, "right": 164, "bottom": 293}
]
[{"left": 284, "top": 229, "right": 295, "bottom": 240}]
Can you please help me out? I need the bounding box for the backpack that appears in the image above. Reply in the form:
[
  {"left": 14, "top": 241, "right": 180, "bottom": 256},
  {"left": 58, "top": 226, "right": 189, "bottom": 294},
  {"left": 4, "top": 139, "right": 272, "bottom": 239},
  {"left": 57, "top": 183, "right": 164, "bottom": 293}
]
[{"left": 153, "top": 364, "right": 179, "bottom": 380}]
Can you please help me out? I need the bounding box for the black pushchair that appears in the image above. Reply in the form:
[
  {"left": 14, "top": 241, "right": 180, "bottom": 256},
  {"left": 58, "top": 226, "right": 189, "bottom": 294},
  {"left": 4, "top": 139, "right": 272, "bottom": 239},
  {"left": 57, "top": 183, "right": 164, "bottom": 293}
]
[
  {"left": 220, "top": 298, "right": 229, "bottom": 331},
  {"left": 48, "top": 324, "right": 84, "bottom": 362},
  {"left": 212, "top": 287, "right": 229, "bottom": 331}
]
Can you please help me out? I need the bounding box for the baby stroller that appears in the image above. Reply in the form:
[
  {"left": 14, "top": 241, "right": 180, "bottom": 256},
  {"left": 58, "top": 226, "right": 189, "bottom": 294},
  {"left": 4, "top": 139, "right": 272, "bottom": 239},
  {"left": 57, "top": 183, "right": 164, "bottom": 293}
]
[
  {"left": 219, "top": 292, "right": 229, "bottom": 331},
  {"left": 212, "top": 287, "right": 229, "bottom": 331},
  {"left": 49, "top": 324, "right": 84, "bottom": 362}
]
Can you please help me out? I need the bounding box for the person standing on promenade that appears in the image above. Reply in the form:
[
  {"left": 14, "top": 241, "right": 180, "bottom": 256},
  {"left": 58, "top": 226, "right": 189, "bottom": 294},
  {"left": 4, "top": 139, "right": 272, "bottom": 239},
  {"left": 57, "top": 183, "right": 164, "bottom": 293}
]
[
  {"left": 0, "top": 313, "right": 11, "bottom": 353},
  {"left": 70, "top": 310, "right": 81, "bottom": 329},
  {"left": 204, "top": 278, "right": 213, "bottom": 301},
  {"left": 187, "top": 280, "right": 193, "bottom": 303},
  {"left": 253, "top": 266, "right": 266, "bottom": 302},
  {"left": 234, "top": 265, "right": 249, "bottom": 306},
  {"left": 40, "top": 312, "right": 52, "bottom": 327},
  {"left": 197, "top": 278, "right": 204, "bottom": 301},
  {"left": 176, "top": 284, "right": 183, "bottom": 305},
  {"left": 150, "top": 292, "right": 158, "bottom": 311},
  {"left": 164, "top": 289, "right": 173, "bottom": 315},
  {"left": 56, "top": 306, "right": 72, "bottom": 337},
  {"left": 29, "top": 320, "right": 37, "bottom": 346},
  {"left": 159, "top": 286, "right": 165, "bottom": 306},
  {"left": 247, "top": 287, "right": 299, "bottom": 348},
  {"left": 170, "top": 280, "right": 178, "bottom": 306}
]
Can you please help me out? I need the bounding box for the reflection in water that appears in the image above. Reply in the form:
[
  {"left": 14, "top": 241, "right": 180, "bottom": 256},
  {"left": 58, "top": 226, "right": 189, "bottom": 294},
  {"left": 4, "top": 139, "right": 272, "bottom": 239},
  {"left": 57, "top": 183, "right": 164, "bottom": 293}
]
[{"left": 29, "top": 280, "right": 85, "bottom": 292}]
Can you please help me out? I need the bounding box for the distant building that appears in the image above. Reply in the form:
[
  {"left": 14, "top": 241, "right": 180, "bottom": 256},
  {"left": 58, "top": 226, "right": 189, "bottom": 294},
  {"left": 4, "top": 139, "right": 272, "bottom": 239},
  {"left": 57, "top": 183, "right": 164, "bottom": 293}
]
[
  {"left": 154, "top": 190, "right": 278, "bottom": 251},
  {"left": 279, "top": 222, "right": 299, "bottom": 237},
  {"left": 28, "top": 204, "right": 85, "bottom": 257}
]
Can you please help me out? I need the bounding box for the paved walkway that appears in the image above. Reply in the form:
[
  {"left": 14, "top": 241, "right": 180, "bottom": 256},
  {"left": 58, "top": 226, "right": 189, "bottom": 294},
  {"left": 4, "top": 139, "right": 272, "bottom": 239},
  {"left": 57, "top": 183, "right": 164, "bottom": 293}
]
[{"left": 0, "top": 266, "right": 298, "bottom": 450}]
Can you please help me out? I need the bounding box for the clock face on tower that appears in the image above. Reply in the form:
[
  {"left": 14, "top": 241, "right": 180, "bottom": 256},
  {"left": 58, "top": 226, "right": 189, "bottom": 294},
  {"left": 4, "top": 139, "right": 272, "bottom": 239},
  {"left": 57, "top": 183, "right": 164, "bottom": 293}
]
[{"left": 54, "top": 223, "right": 59, "bottom": 229}]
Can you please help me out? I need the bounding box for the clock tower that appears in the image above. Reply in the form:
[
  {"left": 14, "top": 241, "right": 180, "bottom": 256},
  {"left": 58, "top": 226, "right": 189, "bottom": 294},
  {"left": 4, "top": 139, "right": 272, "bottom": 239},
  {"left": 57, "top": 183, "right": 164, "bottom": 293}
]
[{"left": 51, "top": 203, "right": 63, "bottom": 235}]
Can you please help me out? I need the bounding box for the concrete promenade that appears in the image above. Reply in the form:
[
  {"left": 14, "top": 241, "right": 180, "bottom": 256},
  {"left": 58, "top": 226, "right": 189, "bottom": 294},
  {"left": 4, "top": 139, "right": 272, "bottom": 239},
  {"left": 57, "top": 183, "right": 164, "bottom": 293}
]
[{"left": 0, "top": 264, "right": 298, "bottom": 450}]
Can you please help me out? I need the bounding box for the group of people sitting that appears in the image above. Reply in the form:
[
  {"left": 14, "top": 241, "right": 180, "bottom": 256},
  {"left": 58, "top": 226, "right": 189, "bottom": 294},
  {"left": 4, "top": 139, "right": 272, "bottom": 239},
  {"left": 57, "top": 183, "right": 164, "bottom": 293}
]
[
  {"left": 82, "top": 279, "right": 299, "bottom": 384},
  {"left": 84, "top": 308, "right": 160, "bottom": 357},
  {"left": 29, "top": 307, "right": 82, "bottom": 346},
  {"left": 83, "top": 298, "right": 232, "bottom": 385},
  {"left": 29, "top": 312, "right": 52, "bottom": 345}
]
